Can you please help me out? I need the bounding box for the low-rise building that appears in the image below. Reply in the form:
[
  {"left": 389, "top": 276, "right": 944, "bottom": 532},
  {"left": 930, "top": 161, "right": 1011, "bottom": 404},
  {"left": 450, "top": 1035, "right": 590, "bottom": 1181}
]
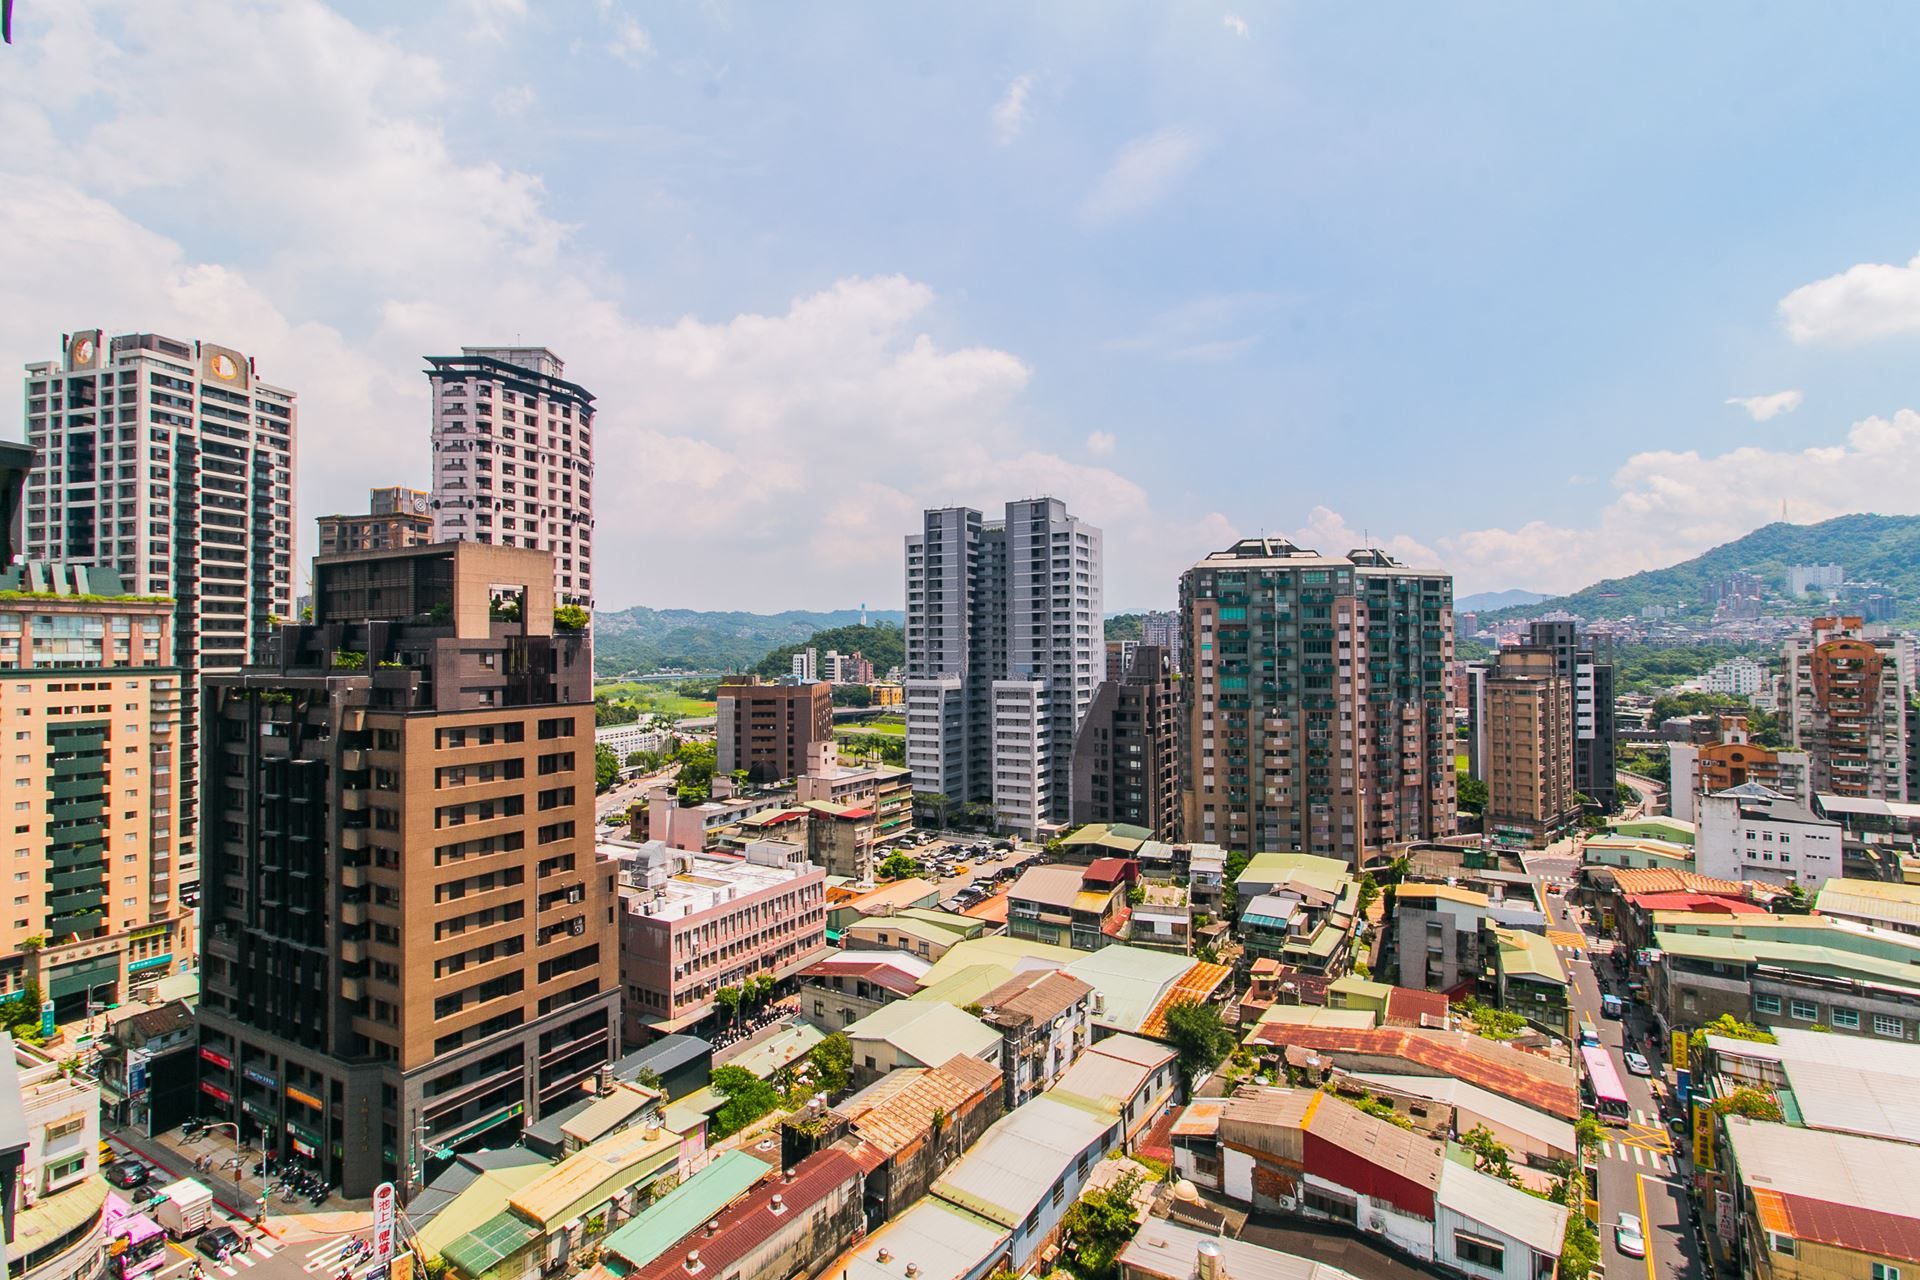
[
  {"left": 1654, "top": 911, "right": 1920, "bottom": 1039},
  {"left": 1128, "top": 882, "right": 1194, "bottom": 954},
  {"left": 1119, "top": 1220, "right": 1360, "bottom": 1280},
  {"left": 1671, "top": 716, "right": 1811, "bottom": 822},
  {"left": 842, "top": 911, "right": 980, "bottom": 963},
  {"left": 973, "top": 969, "right": 1094, "bottom": 1105},
  {"left": 1186, "top": 844, "right": 1228, "bottom": 919},
  {"left": 621, "top": 1148, "right": 867, "bottom": 1280},
  {"left": 1488, "top": 927, "right": 1571, "bottom": 1038},
  {"left": 615, "top": 839, "right": 828, "bottom": 1045},
  {"left": 1241, "top": 1025, "right": 1580, "bottom": 1122},
  {"left": 845, "top": 1002, "right": 1002, "bottom": 1086},
  {"left": 2, "top": 1035, "right": 106, "bottom": 1280},
  {"left": 599, "top": 720, "right": 672, "bottom": 762},
  {"left": 1236, "top": 855, "right": 1362, "bottom": 975},
  {"left": 807, "top": 1054, "right": 1005, "bottom": 1223},
  {"left": 827, "top": 878, "right": 942, "bottom": 940},
  {"left": 1698, "top": 783, "right": 1845, "bottom": 891},
  {"left": 1815, "top": 877, "right": 1920, "bottom": 937},
  {"left": 1049, "top": 1033, "right": 1177, "bottom": 1151},
  {"left": 798, "top": 952, "right": 929, "bottom": 1033},
  {"left": 911, "top": 937, "right": 1232, "bottom": 1041},
  {"left": 1342, "top": 1071, "right": 1576, "bottom": 1169},
  {"left": 795, "top": 742, "right": 914, "bottom": 847},
  {"left": 1720, "top": 1117, "right": 1920, "bottom": 1280},
  {"left": 1006, "top": 863, "right": 1131, "bottom": 951},
  {"left": 595, "top": 1149, "right": 772, "bottom": 1276}
]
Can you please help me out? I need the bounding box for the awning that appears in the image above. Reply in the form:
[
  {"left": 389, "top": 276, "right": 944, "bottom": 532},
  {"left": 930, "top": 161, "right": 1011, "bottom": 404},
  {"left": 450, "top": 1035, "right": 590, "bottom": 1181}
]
[{"left": 441, "top": 1209, "right": 540, "bottom": 1274}]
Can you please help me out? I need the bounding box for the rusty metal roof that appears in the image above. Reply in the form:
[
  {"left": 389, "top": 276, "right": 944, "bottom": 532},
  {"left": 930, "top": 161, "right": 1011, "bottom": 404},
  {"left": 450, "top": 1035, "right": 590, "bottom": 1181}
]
[{"left": 1137, "top": 961, "right": 1234, "bottom": 1039}]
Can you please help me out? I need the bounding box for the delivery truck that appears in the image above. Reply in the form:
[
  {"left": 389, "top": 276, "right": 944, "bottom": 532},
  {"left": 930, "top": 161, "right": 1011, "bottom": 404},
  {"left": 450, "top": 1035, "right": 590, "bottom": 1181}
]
[{"left": 151, "top": 1178, "right": 213, "bottom": 1239}]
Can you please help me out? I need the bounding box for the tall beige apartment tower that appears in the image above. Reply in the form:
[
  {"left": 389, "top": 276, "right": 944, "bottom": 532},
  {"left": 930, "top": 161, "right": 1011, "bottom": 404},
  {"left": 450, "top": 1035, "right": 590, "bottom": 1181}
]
[
  {"left": 23, "top": 329, "right": 297, "bottom": 906},
  {"left": 428, "top": 347, "right": 595, "bottom": 608},
  {"left": 1481, "top": 646, "right": 1577, "bottom": 848},
  {"left": 0, "top": 563, "right": 187, "bottom": 1021}
]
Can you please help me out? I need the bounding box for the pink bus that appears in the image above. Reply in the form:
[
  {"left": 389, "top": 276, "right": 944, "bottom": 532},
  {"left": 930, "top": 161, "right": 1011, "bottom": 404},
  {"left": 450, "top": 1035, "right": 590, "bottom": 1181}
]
[{"left": 103, "top": 1193, "right": 168, "bottom": 1279}]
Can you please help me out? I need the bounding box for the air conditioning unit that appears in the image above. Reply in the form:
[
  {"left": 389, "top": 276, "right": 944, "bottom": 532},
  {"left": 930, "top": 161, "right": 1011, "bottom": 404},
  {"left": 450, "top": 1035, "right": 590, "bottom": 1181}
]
[
  {"left": 566, "top": 885, "right": 584, "bottom": 904},
  {"left": 569, "top": 917, "right": 586, "bottom": 937}
]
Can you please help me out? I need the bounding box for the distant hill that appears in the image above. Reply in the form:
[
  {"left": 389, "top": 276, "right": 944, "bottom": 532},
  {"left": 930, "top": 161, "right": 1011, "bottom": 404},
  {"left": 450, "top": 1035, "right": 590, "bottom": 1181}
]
[
  {"left": 1106, "top": 614, "right": 1144, "bottom": 642},
  {"left": 754, "top": 623, "right": 905, "bottom": 679},
  {"left": 592, "top": 607, "right": 905, "bottom": 677},
  {"left": 1456, "top": 588, "right": 1548, "bottom": 612},
  {"left": 1479, "top": 514, "right": 1920, "bottom": 624}
]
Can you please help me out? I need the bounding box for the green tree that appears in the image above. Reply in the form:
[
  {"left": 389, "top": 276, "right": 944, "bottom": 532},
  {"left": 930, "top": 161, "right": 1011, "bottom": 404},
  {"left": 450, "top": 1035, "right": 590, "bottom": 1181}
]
[
  {"left": 709, "top": 1065, "right": 781, "bottom": 1138},
  {"left": 1356, "top": 872, "right": 1380, "bottom": 916},
  {"left": 1058, "top": 1169, "right": 1144, "bottom": 1280},
  {"left": 1616, "top": 781, "right": 1638, "bottom": 807},
  {"left": 674, "top": 740, "right": 717, "bottom": 804},
  {"left": 808, "top": 1033, "right": 852, "bottom": 1097},
  {"left": 595, "top": 743, "right": 621, "bottom": 793},
  {"left": 877, "top": 851, "right": 923, "bottom": 881},
  {"left": 1223, "top": 849, "right": 1252, "bottom": 889},
  {"left": 1708, "top": 1086, "right": 1784, "bottom": 1123},
  {"left": 1688, "top": 1013, "right": 1775, "bottom": 1063},
  {"left": 831, "top": 684, "right": 874, "bottom": 708},
  {"left": 1551, "top": 1169, "right": 1600, "bottom": 1280},
  {"left": 554, "top": 603, "right": 590, "bottom": 632},
  {"left": 714, "top": 984, "right": 743, "bottom": 1025},
  {"left": 1457, "top": 776, "right": 1488, "bottom": 814},
  {"left": 1575, "top": 1112, "right": 1605, "bottom": 1156},
  {"left": 1459, "top": 1124, "right": 1519, "bottom": 1184},
  {"left": 1161, "top": 1000, "right": 1235, "bottom": 1093}
]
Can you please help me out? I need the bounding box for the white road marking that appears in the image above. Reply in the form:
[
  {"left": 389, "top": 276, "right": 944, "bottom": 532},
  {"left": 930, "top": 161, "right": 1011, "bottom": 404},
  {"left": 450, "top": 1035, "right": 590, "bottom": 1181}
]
[{"left": 1632, "top": 1146, "right": 1645, "bottom": 1167}]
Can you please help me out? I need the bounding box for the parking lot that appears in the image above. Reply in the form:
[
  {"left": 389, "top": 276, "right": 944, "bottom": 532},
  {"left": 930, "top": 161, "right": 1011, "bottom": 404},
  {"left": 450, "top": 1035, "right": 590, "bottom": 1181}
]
[{"left": 877, "top": 832, "right": 1041, "bottom": 909}]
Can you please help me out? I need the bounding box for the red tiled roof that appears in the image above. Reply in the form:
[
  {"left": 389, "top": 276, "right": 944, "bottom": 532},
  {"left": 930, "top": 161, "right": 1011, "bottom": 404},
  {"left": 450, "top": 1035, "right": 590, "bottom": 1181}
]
[
  {"left": 629, "top": 1148, "right": 863, "bottom": 1280},
  {"left": 799, "top": 957, "right": 922, "bottom": 997},
  {"left": 1247, "top": 1025, "right": 1580, "bottom": 1120},
  {"left": 961, "top": 894, "right": 1009, "bottom": 923},
  {"left": 1626, "top": 893, "right": 1767, "bottom": 915},
  {"left": 1753, "top": 1189, "right": 1920, "bottom": 1266},
  {"left": 1084, "top": 857, "right": 1137, "bottom": 885},
  {"left": 1382, "top": 987, "right": 1450, "bottom": 1029},
  {"left": 1102, "top": 905, "right": 1132, "bottom": 937}
]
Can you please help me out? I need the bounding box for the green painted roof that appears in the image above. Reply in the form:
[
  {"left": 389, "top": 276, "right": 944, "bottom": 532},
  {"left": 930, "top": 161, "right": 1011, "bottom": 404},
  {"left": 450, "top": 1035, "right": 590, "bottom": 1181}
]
[
  {"left": 1494, "top": 927, "right": 1568, "bottom": 985},
  {"left": 1237, "top": 852, "right": 1353, "bottom": 895},
  {"left": 413, "top": 1164, "right": 551, "bottom": 1258},
  {"left": 1656, "top": 929, "right": 1920, "bottom": 989},
  {"left": 441, "top": 1208, "right": 540, "bottom": 1275},
  {"left": 601, "top": 1150, "right": 770, "bottom": 1273}
]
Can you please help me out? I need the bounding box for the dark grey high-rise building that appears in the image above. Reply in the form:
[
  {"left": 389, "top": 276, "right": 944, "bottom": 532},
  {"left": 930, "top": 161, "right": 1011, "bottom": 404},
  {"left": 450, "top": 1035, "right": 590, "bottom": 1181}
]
[
  {"left": 904, "top": 499, "right": 1102, "bottom": 837},
  {"left": 1070, "top": 644, "right": 1179, "bottom": 840},
  {"left": 1178, "top": 539, "right": 1456, "bottom": 862},
  {"left": 1526, "top": 621, "right": 1617, "bottom": 812}
]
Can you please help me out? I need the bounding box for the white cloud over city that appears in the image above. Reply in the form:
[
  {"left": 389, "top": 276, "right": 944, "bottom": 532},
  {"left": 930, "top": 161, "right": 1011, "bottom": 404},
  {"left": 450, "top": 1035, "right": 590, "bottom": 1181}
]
[{"left": 1780, "top": 250, "right": 1920, "bottom": 344}]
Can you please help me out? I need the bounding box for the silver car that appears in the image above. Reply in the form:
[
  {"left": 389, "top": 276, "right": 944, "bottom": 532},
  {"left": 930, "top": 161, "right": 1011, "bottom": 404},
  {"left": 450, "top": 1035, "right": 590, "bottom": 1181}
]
[{"left": 1615, "top": 1214, "right": 1646, "bottom": 1259}]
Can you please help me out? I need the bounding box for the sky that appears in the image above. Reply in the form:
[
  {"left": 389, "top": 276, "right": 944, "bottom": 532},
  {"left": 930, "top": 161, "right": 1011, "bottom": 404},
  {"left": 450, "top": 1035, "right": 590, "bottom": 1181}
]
[{"left": 5, "top": 4, "right": 1920, "bottom": 612}]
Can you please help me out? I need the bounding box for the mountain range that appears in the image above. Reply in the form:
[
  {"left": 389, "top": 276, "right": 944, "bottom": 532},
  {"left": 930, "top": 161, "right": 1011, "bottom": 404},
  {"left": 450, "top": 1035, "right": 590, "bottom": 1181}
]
[
  {"left": 1455, "top": 588, "right": 1548, "bottom": 612},
  {"left": 593, "top": 606, "right": 904, "bottom": 677},
  {"left": 1475, "top": 513, "right": 1920, "bottom": 624}
]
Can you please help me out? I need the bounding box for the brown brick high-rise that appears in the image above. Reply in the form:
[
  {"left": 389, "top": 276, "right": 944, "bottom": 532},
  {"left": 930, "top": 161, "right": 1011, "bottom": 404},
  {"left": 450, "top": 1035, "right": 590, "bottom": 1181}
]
[
  {"left": 716, "top": 677, "right": 833, "bottom": 784},
  {"left": 196, "top": 542, "right": 616, "bottom": 1198}
]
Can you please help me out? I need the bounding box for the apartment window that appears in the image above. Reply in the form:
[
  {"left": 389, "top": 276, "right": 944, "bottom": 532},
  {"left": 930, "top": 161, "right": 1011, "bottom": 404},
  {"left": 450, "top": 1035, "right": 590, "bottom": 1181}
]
[
  {"left": 1454, "top": 1234, "right": 1506, "bottom": 1271},
  {"left": 1876, "top": 1014, "right": 1904, "bottom": 1038},
  {"left": 1832, "top": 1007, "right": 1860, "bottom": 1029},
  {"left": 1789, "top": 999, "right": 1817, "bottom": 1021},
  {"left": 1754, "top": 994, "right": 1781, "bottom": 1015},
  {"left": 1769, "top": 1234, "right": 1795, "bottom": 1257},
  {"left": 1873, "top": 1264, "right": 1900, "bottom": 1280},
  {"left": 44, "top": 1154, "right": 84, "bottom": 1186},
  {"left": 44, "top": 1116, "right": 82, "bottom": 1141}
]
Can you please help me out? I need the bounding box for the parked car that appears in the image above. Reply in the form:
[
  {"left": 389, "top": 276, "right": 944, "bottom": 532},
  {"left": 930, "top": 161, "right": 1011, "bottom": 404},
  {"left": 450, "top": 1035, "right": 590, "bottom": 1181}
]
[
  {"left": 105, "top": 1160, "right": 151, "bottom": 1190},
  {"left": 1615, "top": 1214, "right": 1646, "bottom": 1258},
  {"left": 1623, "top": 1051, "right": 1653, "bottom": 1076}
]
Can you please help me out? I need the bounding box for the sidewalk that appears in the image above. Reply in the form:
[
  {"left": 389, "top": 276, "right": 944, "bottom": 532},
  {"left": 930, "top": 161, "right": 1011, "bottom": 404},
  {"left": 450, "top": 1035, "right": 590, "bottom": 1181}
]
[{"left": 106, "top": 1122, "right": 375, "bottom": 1240}]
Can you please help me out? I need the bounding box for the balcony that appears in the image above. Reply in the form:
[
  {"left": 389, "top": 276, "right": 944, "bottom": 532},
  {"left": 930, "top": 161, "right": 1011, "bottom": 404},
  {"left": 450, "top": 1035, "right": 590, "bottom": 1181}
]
[
  {"left": 340, "top": 827, "right": 369, "bottom": 852},
  {"left": 341, "top": 790, "right": 369, "bottom": 812},
  {"left": 341, "top": 749, "right": 368, "bottom": 771}
]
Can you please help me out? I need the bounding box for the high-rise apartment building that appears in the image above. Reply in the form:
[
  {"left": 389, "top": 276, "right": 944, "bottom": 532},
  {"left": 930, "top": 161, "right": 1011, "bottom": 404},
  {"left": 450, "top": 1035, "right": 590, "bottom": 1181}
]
[
  {"left": 1141, "top": 610, "right": 1183, "bottom": 672},
  {"left": 904, "top": 499, "right": 1102, "bottom": 838},
  {"left": 1177, "top": 539, "right": 1455, "bottom": 861},
  {"left": 1526, "top": 621, "right": 1617, "bottom": 812},
  {"left": 428, "top": 347, "right": 594, "bottom": 606},
  {"left": 1070, "top": 644, "right": 1180, "bottom": 840},
  {"left": 1783, "top": 616, "right": 1916, "bottom": 801},
  {"left": 317, "top": 485, "right": 432, "bottom": 557},
  {"left": 1481, "top": 646, "right": 1577, "bottom": 847},
  {"left": 0, "top": 563, "right": 186, "bottom": 1021},
  {"left": 196, "top": 542, "right": 616, "bottom": 1198},
  {"left": 24, "top": 330, "right": 297, "bottom": 902},
  {"left": 714, "top": 676, "right": 833, "bottom": 784}
]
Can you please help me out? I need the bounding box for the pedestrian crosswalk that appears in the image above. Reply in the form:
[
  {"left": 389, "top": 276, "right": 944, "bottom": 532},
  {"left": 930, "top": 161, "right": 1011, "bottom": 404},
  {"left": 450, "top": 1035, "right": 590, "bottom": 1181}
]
[
  {"left": 303, "top": 1236, "right": 386, "bottom": 1279},
  {"left": 153, "top": 1238, "right": 281, "bottom": 1279},
  {"left": 1602, "top": 1140, "right": 1675, "bottom": 1173}
]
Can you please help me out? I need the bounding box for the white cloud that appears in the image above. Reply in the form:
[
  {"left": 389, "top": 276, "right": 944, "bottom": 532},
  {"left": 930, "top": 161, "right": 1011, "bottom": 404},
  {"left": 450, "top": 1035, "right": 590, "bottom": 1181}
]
[
  {"left": 1726, "top": 389, "right": 1803, "bottom": 422},
  {"left": 1223, "top": 13, "right": 1250, "bottom": 38},
  {"left": 0, "top": 1, "right": 1207, "bottom": 611},
  {"left": 1106, "top": 293, "right": 1273, "bottom": 363},
  {"left": 1080, "top": 129, "right": 1208, "bottom": 226},
  {"left": 992, "top": 74, "right": 1034, "bottom": 145},
  {"left": 1086, "top": 430, "right": 1116, "bottom": 457},
  {"left": 461, "top": 0, "right": 527, "bottom": 43},
  {"left": 493, "top": 84, "right": 536, "bottom": 117},
  {"left": 600, "top": 2, "right": 654, "bottom": 66},
  {"left": 1439, "top": 408, "right": 1920, "bottom": 595},
  {"left": 1779, "top": 251, "right": 1920, "bottom": 344}
]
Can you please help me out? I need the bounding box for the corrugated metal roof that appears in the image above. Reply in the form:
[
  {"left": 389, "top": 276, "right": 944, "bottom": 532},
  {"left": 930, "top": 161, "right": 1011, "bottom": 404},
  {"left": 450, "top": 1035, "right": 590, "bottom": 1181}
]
[
  {"left": 628, "top": 1149, "right": 864, "bottom": 1280},
  {"left": 1136, "top": 961, "right": 1234, "bottom": 1039},
  {"left": 930, "top": 1095, "right": 1116, "bottom": 1227},
  {"left": 837, "top": 1196, "right": 1012, "bottom": 1280},
  {"left": 510, "top": 1122, "right": 681, "bottom": 1226},
  {"left": 1246, "top": 1025, "right": 1580, "bottom": 1120},
  {"left": 1727, "top": 1117, "right": 1920, "bottom": 1262},
  {"left": 601, "top": 1150, "right": 771, "bottom": 1270},
  {"left": 838, "top": 1056, "right": 1003, "bottom": 1157},
  {"left": 1009, "top": 865, "right": 1086, "bottom": 911},
  {"left": 1347, "top": 1073, "right": 1576, "bottom": 1156},
  {"left": 846, "top": 1002, "right": 1001, "bottom": 1068},
  {"left": 1609, "top": 868, "right": 1747, "bottom": 896},
  {"left": 1305, "top": 1092, "right": 1443, "bottom": 1189},
  {"left": 1121, "top": 1220, "right": 1361, "bottom": 1280},
  {"left": 1436, "top": 1160, "right": 1568, "bottom": 1255},
  {"left": 978, "top": 969, "right": 1093, "bottom": 1027}
]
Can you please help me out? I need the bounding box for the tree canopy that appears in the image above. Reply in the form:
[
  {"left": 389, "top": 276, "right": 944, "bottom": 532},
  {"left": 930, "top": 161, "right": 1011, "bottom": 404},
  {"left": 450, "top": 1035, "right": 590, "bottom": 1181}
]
[
  {"left": 1058, "top": 1170, "right": 1143, "bottom": 1280},
  {"left": 1161, "top": 1000, "right": 1234, "bottom": 1092},
  {"left": 709, "top": 1065, "right": 781, "bottom": 1138}
]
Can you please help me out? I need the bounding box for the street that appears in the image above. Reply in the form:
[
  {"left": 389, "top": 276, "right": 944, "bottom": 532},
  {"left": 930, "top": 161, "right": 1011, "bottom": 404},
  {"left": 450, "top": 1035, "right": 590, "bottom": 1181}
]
[{"left": 1522, "top": 844, "right": 1701, "bottom": 1280}]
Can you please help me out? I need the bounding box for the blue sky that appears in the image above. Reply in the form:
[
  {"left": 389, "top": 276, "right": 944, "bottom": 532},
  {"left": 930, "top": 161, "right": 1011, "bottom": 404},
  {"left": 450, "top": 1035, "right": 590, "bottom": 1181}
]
[{"left": 5, "top": 3, "right": 1920, "bottom": 610}]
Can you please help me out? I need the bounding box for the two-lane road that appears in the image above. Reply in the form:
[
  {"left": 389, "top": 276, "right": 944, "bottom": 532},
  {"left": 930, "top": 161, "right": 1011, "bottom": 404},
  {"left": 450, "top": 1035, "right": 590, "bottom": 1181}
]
[{"left": 1523, "top": 848, "right": 1700, "bottom": 1280}]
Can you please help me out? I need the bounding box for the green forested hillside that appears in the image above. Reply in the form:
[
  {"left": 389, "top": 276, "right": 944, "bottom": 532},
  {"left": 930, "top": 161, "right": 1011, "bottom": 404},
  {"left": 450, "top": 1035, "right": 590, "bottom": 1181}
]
[
  {"left": 592, "top": 607, "right": 905, "bottom": 677},
  {"left": 1480, "top": 515, "right": 1920, "bottom": 624},
  {"left": 753, "top": 624, "right": 905, "bottom": 678}
]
